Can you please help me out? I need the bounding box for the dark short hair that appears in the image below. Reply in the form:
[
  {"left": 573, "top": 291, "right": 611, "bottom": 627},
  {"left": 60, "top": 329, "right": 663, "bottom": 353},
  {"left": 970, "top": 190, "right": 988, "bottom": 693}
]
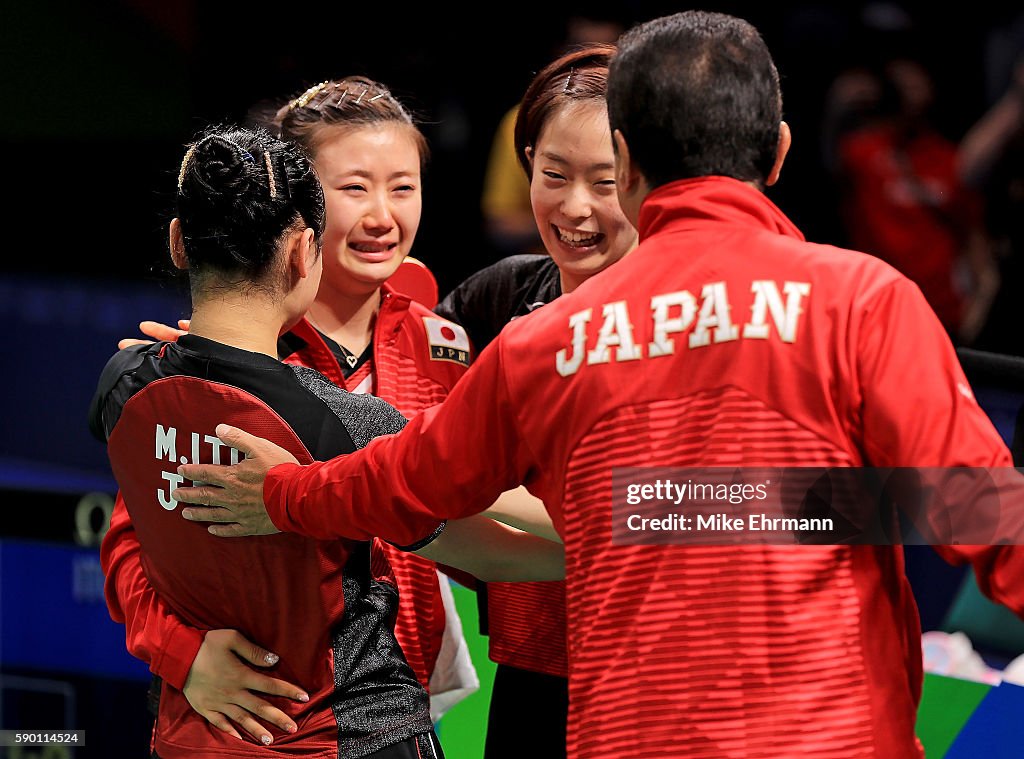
[
  {"left": 176, "top": 124, "right": 325, "bottom": 281},
  {"left": 607, "top": 11, "right": 782, "bottom": 189},
  {"left": 514, "top": 43, "right": 616, "bottom": 177}
]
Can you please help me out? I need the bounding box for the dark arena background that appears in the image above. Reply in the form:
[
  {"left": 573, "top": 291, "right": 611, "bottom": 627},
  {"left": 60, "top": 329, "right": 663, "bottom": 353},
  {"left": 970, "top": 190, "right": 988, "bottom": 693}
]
[{"left": 3, "top": 1, "right": 1024, "bottom": 756}]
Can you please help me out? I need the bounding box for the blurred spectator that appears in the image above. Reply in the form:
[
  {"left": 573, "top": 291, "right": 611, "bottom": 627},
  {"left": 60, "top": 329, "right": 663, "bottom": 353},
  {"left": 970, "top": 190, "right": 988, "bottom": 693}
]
[
  {"left": 958, "top": 46, "right": 1024, "bottom": 356},
  {"left": 821, "top": 63, "right": 882, "bottom": 178},
  {"left": 831, "top": 54, "right": 999, "bottom": 344},
  {"left": 480, "top": 103, "right": 540, "bottom": 255},
  {"left": 480, "top": 13, "right": 624, "bottom": 256}
]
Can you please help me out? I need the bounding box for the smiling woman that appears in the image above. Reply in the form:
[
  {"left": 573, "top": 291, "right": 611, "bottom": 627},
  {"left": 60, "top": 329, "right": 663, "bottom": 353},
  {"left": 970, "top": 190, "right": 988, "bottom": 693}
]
[
  {"left": 527, "top": 99, "right": 635, "bottom": 292},
  {"left": 515, "top": 45, "right": 637, "bottom": 294},
  {"left": 433, "top": 42, "right": 638, "bottom": 759}
]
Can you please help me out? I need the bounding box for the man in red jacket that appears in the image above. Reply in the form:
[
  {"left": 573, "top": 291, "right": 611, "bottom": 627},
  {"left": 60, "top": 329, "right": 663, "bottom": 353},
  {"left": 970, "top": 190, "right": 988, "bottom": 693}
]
[{"left": 174, "top": 11, "right": 1024, "bottom": 758}]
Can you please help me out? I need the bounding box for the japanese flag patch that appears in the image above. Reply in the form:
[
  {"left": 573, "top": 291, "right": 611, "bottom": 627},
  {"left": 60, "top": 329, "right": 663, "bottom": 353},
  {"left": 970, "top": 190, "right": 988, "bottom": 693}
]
[{"left": 423, "top": 317, "right": 471, "bottom": 367}]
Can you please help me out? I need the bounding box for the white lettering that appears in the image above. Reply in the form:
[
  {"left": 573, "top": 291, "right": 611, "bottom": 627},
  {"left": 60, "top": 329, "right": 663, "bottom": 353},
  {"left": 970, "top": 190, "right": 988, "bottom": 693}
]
[
  {"left": 555, "top": 280, "right": 810, "bottom": 377},
  {"left": 556, "top": 308, "right": 593, "bottom": 377},
  {"left": 156, "top": 425, "right": 176, "bottom": 462},
  {"left": 742, "top": 281, "right": 811, "bottom": 343},
  {"left": 158, "top": 471, "right": 184, "bottom": 510},
  {"left": 587, "top": 301, "right": 641, "bottom": 365},
  {"left": 205, "top": 434, "right": 224, "bottom": 465},
  {"left": 689, "top": 282, "right": 739, "bottom": 348},
  {"left": 649, "top": 291, "right": 697, "bottom": 357}
]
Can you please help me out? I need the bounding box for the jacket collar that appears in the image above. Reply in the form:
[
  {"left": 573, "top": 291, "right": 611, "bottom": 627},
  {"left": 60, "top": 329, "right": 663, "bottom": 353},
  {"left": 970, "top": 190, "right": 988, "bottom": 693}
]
[
  {"left": 280, "top": 283, "right": 413, "bottom": 384},
  {"left": 637, "top": 176, "right": 805, "bottom": 243},
  {"left": 375, "top": 282, "right": 413, "bottom": 341},
  {"left": 176, "top": 333, "right": 285, "bottom": 370}
]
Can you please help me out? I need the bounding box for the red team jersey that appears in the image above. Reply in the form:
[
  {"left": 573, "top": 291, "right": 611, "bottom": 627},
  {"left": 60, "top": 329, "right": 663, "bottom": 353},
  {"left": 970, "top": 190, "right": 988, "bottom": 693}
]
[
  {"left": 91, "top": 336, "right": 436, "bottom": 758},
  {"left": 99, "top": 285, "right": 470, "bottom": 699},
  {"left": 280, "top": 285, "right": 470, "bottom": 689},
  {"left": 436, "top": 255, "right": 569, "bottom": 677},
  {"left": 263, "top": 178, "right": 1024, "bottom": 758}
]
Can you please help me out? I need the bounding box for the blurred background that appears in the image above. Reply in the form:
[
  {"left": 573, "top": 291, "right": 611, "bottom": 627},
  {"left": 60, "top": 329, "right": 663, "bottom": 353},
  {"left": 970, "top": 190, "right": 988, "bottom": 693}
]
[{"left": 4, "top": 0, "right": 1024, "bottom": 756}]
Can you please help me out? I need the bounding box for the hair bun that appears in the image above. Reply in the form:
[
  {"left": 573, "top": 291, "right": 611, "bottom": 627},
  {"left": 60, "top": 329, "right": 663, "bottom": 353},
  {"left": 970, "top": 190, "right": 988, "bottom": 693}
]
[
  {"left": 188, "top": 135, "right": 259, "bottom": 198},
  {"left": 174, "top": 124, "right": 324, "bottom": 280}
]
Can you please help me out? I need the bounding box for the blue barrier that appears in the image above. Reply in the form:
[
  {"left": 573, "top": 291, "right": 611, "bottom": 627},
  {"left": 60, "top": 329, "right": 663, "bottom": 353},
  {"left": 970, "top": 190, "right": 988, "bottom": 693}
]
[{"left": 0, "top": 540, "right": 148, "bottom": 681}]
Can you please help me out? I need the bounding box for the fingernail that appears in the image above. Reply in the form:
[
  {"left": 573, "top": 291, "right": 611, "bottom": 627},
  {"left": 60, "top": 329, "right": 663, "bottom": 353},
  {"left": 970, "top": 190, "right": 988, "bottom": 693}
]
[
  {"left": 287, "top": 724, "right": 297, "bottom": 734},
  {"left": 261, "top": 735, "right": 272, "bottom": 746},
  {"left": 265, "top": 652, "right": 279, "bottom": 665},
  {"left": 298, "top": 692, "right": 309, "bottom": 702}
]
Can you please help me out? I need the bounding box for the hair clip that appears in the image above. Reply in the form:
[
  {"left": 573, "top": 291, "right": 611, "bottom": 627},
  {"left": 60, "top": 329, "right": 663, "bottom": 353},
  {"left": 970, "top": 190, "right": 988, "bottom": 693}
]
[
  {"left": 290, "top": 81, "right": 330, "bottom": 110},
  {"left": 177, "top": 143, "right": 198, "bottom": 190},
  {"left": 563, "top": 68, "right": 576, "bottom": 93},
  {"left": 369, "top": 92, "right": 386, "bottom": 102},
  {"left": 354, "top": 85, "right": 370, "bottom": 105},
  {"left": 264, "top": 151, "right": 277, "bottom": 199},
  {"left": 336, "top": 88, "right": 348, "bottom": 106}
]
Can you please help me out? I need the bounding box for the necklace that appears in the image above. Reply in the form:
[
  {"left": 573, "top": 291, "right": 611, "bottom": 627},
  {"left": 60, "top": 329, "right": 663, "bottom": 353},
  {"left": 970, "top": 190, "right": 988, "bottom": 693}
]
[
  {"left": 337, "top": 343, "right": 360, "bottom": 368},
  {"left": 305, "top": 317, "right": 370, "bottom": 370},
  {"left": 305, "top": 319, "right": 367, "bottom": 370}
]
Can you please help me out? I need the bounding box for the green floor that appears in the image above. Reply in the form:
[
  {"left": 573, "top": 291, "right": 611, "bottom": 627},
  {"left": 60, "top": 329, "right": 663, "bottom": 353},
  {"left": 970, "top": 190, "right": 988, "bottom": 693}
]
[{"left": 435, "top": 582, "right": 496, "bottom": 758}]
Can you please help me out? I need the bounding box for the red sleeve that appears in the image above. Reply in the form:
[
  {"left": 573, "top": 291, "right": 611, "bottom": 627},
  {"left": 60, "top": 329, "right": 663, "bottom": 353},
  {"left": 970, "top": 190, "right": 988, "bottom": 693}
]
[
  {"left": 265, "top": 338, "right": 534, "bottom": 546},
  {"left": 857, "top": 277, "right": 1005, "bottom": 467},
  {"left": 100, "top": 492, "right": 204, "bottom": 690},
  {"left": 857, "top": 276, "right": 1024, "bottom": 615}
]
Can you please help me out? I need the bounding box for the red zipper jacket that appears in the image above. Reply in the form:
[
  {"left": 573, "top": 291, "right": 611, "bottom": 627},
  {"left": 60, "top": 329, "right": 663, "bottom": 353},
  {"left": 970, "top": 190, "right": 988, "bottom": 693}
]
[{"left": 262, "top": 178, "right": 1024, "bottom": 758}]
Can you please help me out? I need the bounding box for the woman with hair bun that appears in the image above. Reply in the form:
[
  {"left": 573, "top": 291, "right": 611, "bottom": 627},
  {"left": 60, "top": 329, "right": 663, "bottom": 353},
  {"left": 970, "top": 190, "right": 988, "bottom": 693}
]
[
  {"left": 92, "top": 124, "right": 561, "bottom": 758},
  {"left": 101, "top": 75, "right": 482, "bottom": 745},
  {"left": 110, "top": 47, "right": 631, "bottom": 752},
  {"left": 89, "top": 124, "right": 444, "bottom": 758}
]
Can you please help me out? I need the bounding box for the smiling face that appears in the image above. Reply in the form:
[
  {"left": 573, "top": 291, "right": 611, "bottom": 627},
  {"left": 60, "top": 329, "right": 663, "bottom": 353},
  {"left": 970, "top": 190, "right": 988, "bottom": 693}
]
[
  {"left": 310, "top": 123, "right": 423, "bottom": 297},
  {"left": 529, "top": 99, "right": 637, "bottom": 293}
]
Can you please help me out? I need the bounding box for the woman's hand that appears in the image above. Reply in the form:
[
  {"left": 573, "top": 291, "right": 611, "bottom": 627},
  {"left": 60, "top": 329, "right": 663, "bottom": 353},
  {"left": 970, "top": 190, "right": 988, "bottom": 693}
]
[
  {"left": 183, "top": 629, "right": 309, "bottom": 745},
  {"left": 118, "top": 319, "right": 190, "bottom": 350}
]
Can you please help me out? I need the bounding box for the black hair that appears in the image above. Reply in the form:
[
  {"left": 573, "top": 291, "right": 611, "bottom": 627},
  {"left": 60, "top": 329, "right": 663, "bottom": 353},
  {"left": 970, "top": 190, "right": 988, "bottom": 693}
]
[
  {"left": 607, "top": 11, "right": 782, "bottom": 189},
  {"left": 176, "top": 124, "right": 326, "bottom": 282}
]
